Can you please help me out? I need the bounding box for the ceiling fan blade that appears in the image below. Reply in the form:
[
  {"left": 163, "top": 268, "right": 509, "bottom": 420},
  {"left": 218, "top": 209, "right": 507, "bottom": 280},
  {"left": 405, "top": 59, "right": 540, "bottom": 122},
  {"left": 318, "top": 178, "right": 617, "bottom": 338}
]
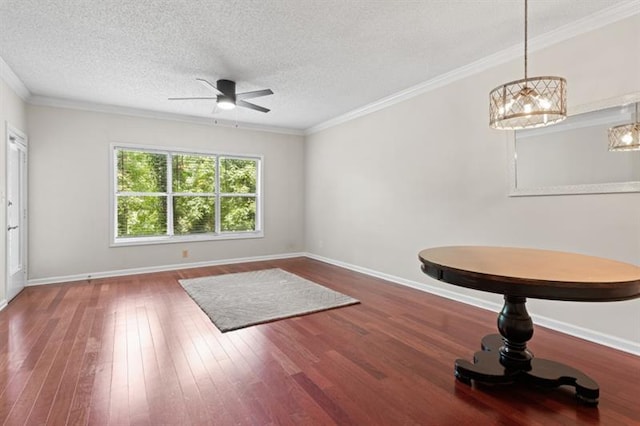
[
  {"left": 196, "top": 78, "right": 221, "bottom": 94},
  {"left": 237, "top": 100, "right": 270, "bottom": 113},
  {"left": 236, "top": 89, "right": 274, "bottom": 100},
  {"left": 168, "top": 97, "right": 217, "bottom": 100}
]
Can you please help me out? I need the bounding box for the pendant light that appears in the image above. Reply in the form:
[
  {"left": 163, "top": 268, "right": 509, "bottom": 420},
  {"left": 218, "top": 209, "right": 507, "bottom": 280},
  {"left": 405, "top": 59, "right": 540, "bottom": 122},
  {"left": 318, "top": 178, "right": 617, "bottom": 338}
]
[
  {"left": 608, "top": 102, "right": 640, "bottom": 151},
  {"left": 489, "top": 0, "right": 567, "bottom": 130}
]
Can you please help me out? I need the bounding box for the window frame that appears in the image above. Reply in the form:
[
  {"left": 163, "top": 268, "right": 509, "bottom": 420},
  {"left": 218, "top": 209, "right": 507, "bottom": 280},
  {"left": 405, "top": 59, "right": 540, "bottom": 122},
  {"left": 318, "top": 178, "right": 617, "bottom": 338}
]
[{"left": 110, "top": 143, "right": 263, "bottom": 247}]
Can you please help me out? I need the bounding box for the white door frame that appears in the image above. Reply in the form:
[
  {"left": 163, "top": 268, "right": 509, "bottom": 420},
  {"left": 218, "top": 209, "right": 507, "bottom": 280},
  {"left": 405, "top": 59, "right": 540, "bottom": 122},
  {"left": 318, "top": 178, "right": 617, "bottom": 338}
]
[{"left": 5, "top": 123, "right": 28, "bottom": 303}]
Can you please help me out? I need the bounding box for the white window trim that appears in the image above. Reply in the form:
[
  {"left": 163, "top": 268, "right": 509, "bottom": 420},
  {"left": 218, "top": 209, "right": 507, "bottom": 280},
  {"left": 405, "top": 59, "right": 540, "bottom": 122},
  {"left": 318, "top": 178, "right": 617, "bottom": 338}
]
[{"left": 109, "top": 143, "right": 264, "bottom": 247}]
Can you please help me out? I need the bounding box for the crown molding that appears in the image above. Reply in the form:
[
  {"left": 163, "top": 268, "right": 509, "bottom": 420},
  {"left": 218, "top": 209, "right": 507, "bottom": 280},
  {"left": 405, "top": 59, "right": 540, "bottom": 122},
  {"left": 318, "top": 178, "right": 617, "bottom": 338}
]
[
  {"left": 305, "top": 1, "right": 640, "bottom": 135},
  {"left": 0, "top": 56, "right": 30, "bottom": 100},
  {"left": 27, "top": 95, "right": 305, "bottom": 136}
]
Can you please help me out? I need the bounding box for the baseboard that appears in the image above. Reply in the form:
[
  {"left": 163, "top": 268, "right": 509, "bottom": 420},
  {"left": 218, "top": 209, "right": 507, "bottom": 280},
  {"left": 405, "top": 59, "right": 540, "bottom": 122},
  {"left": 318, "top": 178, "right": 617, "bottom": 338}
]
[
  {"left": 304, "top": 253, "right": 640, "bottom": 356},
  {"left": 27, "top": 252, "right": 306, "bottom": 286},
  {"left": 23, "top": 251, "right": 640, "bottom": 355},
  {"left": 304, "top": 252, "right": 503, "bottom": 313},
  {"left": 0, "top": 299, "right": 7, "bottom": 312}
]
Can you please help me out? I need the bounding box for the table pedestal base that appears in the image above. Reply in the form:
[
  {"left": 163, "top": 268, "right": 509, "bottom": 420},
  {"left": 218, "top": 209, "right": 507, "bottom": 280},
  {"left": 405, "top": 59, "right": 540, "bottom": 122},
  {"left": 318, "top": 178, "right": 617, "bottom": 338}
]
[{"left": 455, "top": 334, "right": 599, "bottom": 405}]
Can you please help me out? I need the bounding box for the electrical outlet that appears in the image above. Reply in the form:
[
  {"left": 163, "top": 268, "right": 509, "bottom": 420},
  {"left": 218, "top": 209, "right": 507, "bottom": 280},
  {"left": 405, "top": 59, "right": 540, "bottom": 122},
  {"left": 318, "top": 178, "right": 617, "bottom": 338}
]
[{"left": 182, "top": 249, "right": 189, "bottom": 258}]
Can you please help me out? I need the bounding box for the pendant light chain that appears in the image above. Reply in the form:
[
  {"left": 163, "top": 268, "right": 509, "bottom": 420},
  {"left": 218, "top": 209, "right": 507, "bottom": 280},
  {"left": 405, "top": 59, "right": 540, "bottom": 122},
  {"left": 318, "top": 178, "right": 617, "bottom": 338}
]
[
  {"left": 524, "top": 0, "right": 528, "bottom": 80},
  {"left": 488, "top": 0, "right": 567, "bottom": 129}
]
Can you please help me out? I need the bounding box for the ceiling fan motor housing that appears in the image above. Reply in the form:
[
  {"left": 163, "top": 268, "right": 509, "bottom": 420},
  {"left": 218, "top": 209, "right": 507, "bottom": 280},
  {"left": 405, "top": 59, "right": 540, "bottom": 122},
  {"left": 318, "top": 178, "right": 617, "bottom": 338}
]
[{"left": 217, "top": 79, "right": 236, "bottom": 100}]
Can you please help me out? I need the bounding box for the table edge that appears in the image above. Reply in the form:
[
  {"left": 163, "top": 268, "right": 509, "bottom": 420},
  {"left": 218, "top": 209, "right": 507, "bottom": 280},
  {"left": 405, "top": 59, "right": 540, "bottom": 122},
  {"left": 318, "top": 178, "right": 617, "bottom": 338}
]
[{"left": 419, "top": 257, "right": 640, "bottom": 302}]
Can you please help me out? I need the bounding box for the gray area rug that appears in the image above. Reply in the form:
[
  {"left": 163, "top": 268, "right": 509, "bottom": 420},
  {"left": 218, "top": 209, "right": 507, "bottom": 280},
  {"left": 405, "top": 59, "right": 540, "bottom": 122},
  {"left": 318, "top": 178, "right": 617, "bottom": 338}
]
[{"left": 179, "top": 268, "right": 360, "bottom": 332}]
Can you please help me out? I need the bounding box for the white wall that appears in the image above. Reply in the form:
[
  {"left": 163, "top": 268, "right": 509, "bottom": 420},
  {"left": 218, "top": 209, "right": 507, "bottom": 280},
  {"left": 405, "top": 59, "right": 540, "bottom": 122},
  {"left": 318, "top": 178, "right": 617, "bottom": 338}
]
[
  {"left": 0, "top": 76, "right": 27, "bottom": 304},
  {"left": 305, "top": 15, "right": 640, "bottom": 347},
  {"left": 27, "top": 105, "right": 305, "bottom": 280}
]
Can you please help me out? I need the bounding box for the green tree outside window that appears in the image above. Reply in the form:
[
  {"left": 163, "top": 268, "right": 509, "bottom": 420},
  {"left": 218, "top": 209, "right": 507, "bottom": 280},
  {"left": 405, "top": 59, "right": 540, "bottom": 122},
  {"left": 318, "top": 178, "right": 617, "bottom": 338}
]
[{"left": 115, "top": 148, "right": 260, "bottom": 240}]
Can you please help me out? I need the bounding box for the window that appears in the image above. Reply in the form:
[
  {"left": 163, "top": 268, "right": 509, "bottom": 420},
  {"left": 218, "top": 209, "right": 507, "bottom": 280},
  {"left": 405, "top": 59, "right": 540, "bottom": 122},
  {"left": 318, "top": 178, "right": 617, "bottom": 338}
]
[{"left": 112, "top": 145, "right": 262, "bottom": 245}]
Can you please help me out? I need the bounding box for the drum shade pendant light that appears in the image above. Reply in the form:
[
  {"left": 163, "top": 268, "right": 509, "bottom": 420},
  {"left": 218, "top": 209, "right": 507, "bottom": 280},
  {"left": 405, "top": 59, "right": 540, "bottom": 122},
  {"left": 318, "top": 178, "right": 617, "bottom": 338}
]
[
  {"left": 489, "top": 0, "right": 567, "bottom": 130},
  {"left": 608, "top": 102, "right": 640, "bottom": 151}
]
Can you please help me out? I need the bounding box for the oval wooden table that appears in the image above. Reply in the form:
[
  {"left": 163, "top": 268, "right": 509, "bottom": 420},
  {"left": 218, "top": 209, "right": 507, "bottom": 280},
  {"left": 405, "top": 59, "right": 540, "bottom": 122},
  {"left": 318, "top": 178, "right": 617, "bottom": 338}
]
[{"left": 418, "top": 246, "right": 640, "bottom": 406}]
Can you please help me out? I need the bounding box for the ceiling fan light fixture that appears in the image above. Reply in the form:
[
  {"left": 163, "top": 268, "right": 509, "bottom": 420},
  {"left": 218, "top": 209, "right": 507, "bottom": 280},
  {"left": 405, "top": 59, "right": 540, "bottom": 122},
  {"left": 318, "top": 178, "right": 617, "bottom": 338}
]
[
  {"left": 489, "top": 0, "right": 567, "bottom": 130},
  {"left": 217, "top": 96, "right": 236, "bottom": 110}
]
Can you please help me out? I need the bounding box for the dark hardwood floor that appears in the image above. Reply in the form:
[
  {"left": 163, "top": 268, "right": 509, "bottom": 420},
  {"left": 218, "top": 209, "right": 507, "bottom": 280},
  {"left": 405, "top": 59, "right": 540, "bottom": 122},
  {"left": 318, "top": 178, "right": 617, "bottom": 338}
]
[{"left": 0, "top": 257, "right": 638, "bottom": 425}]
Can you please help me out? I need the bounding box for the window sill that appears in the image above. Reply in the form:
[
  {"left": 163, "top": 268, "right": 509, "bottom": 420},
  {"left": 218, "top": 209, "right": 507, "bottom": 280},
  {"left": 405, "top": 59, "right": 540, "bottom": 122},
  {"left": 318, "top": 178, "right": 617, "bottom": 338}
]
[{"left": 110, "top": 231, "right": 264, "bottom": 247}]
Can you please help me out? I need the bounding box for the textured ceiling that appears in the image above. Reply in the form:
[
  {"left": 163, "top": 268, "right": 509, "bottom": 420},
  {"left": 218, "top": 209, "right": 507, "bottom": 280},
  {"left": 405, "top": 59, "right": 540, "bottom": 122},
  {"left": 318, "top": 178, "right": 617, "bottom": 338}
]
[{"left": 0, "top": 1, "right": 636, "bottom": 131}]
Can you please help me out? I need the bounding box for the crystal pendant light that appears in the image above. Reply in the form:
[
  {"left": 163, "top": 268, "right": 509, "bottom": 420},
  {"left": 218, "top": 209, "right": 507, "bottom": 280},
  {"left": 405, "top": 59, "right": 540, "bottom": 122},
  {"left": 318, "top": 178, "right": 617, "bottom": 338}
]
[
  {"left": 489, "top": 0, "right": 567, "bottom": 130},
  {"left": 608, "top": 102, "right": 640, "bottom": 151}
]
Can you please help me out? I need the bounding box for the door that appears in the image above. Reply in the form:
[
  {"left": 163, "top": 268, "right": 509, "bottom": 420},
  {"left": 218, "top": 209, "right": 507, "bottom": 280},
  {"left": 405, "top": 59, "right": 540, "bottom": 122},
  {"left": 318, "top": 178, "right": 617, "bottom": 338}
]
[{"left": 6, "top": 126, "right": 27, "bottom": 302}]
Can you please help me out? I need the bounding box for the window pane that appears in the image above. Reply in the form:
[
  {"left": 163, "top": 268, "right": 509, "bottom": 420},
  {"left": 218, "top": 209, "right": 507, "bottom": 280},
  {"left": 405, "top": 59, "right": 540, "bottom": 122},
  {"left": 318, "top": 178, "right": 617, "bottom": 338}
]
[
  {"left": 172, "top": 154, "right": 215, "bottom": 193},
  {"left": 117, "top": 196, "right": 167, "bottom": 237},
  {"left": 117, "top": 150, "right": 167, "bottom": 192},
  {"left": 220, "top": 158, "right": 257, "bottom": 193},
  {"left": 220, "top": 196, "right": 256, "bottom": 232},
  {"left": 173, "top": 196, "right": 215, "bottom": 234}
]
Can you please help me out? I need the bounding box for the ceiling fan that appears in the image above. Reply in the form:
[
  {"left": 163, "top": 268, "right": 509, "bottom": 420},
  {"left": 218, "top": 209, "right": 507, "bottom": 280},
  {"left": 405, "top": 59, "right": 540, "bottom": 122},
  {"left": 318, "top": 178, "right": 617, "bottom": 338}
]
[{"left": 169, "top": 78, "right": 274, "bottom": 113}]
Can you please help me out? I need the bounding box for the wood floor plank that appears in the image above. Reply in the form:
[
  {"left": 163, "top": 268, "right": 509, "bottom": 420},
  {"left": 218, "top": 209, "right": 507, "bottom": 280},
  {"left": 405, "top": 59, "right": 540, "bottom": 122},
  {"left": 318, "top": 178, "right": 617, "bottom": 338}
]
[
  {"left": 33, "top": 302, "right": 96, "bottom": 425},
  {"left": 144, "top": 300, "right": 192, "bottom": 425},
  {"left": 87, "top": 311, "right": 115, "bottom": 425},
  {"left": 0, "top": 257, "right": 638, "bottom": 425}
]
